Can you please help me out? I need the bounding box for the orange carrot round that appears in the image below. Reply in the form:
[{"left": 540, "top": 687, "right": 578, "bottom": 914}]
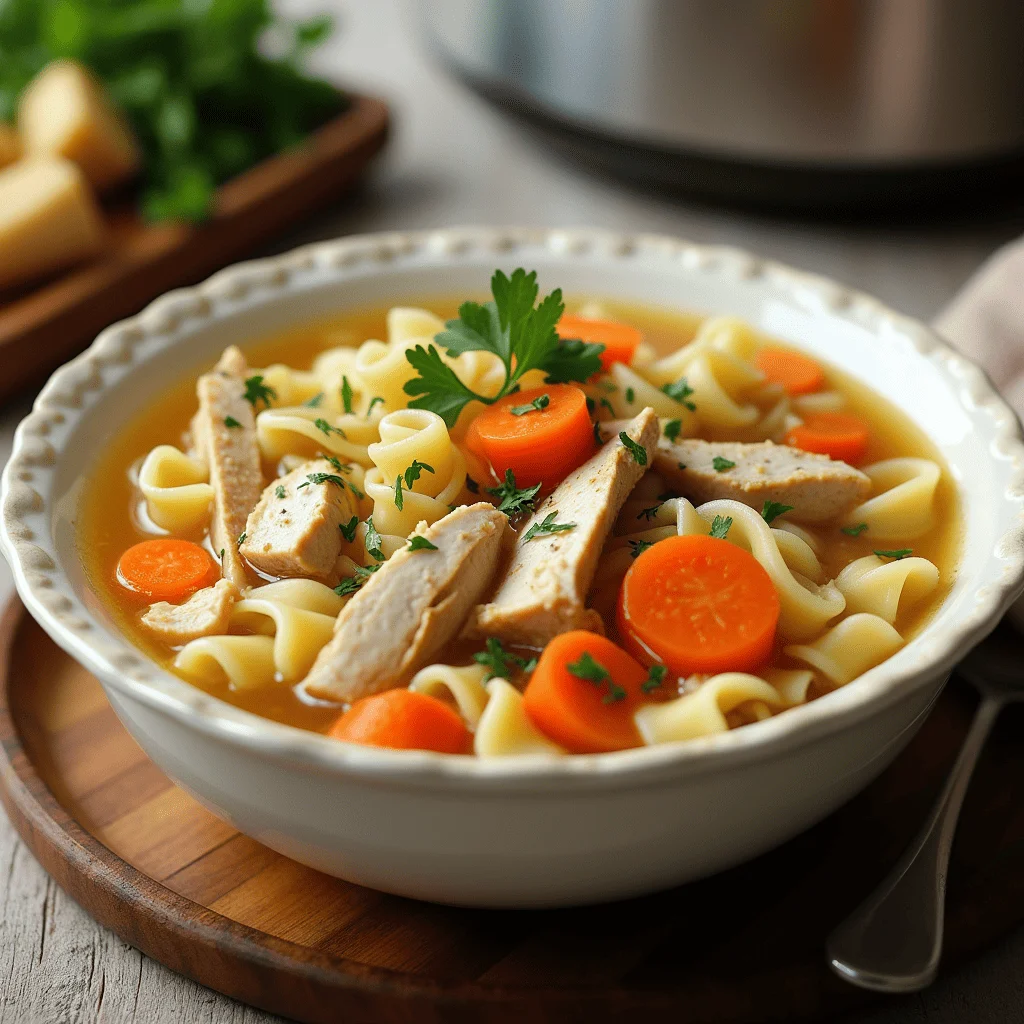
[
  {"left": 617, "top": 535, "right": 780, "bottom": 677},
  {"left": 755, "top": 346, "right": 825, "bottom": 395},
  {"left": 523, "top": 631, "right": 647, "bottom": 753},
  {"left": 557, "top": 314, "right": 642, "bottom": 370},
  {"left": 329, "top": 689, "right": 472, "bottom": 754},
  {"left": 784, "top": 411, "right": 870, "bottom": 464},
  {"left": 465, "top": 384, "right": 596, "bottom": 489},
  {"left": 117, "top": 539, "right": 218, "bottom": 602}
]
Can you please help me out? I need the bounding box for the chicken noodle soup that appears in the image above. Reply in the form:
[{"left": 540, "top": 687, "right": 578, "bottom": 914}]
[{"left": 80, "top": 270, "right": 961, "bottom": 755}]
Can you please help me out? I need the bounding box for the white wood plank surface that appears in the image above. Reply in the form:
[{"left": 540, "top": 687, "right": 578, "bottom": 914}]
[{"left": 3, "top": 0, "right": 1024, "bottom": 1021}]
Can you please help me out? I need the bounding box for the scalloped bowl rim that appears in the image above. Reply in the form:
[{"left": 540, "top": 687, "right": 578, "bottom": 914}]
[{"left": 3, "top": 226, "right": 1024, "bottom": 790}]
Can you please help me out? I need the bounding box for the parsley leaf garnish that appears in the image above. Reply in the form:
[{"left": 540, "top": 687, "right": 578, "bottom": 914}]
[
  {"left": 709, "top": 515, "right": 733, "bottom": 539},
  {"left": 402, "top": 269, "right": 603, "bottom": 427},
  {"left": 625, "top": 387, "right": 635, "bottom": 403},
  {"left": 712, "top": 456, "right": 736, "bottom": 472},
  {"left": 407, "top": 535, "right": 439, "bottom": 552},
  {"left": 619, "top": 431, "right": 647, "bottom": 466},
  {"left": 629, "top": 539, "right": 654, "bottom": 558},
  {"left": 339, "top": 516, "right": 359, "bottom": 543},
  {"left": 487, "top": 470, "right": 541, "bottom": 519},
  {"left": 237, "top": 531, "right": 246, "bottom": 546},
  {"left": 663, "top": 418, "right": 682, "bottom": 443},
  {"left": 334, "top": 577, "right": 363, "bottom": 597},
  {"left": 637, "top": 505, "right": 661, "bottom": 521},
  {"left": 394, "top": 475, "right": 404, "bottom": 510},
  {"left": 522, "top": 511, "right": 576, "bottom": 542},
  {"left": 321, "top": 454, "right": 350, "bottom": 474},
  {"left": 304, "top": 392, "right": 325, "bottom": 408},
  {"left": 842, "top": 523, "right": 868, "bottom": 537},
  {"left": 473, "top": 637, "right": 538, "bottom": 681},
  {"left": 641, "top": 664, "right": 667, "bottom": 693},
  {"left": 364, "top": 517, "right": 385, "bottom": 562},
  {"left": 367, "top": 396, "right": 385, "bottom": 415},
  {"left": 661, "top": 378, "right": 696, "bottom": 411},
  {"left": 243, "top": 375, "right": 276, "bottom": 409},
  {"left": 341, "top": 375, "right": 354, "bottom": 414},
  {"left": 347, "top": 481, "right": 365, "bottom": 501},
  {"left": 314, "top": 417, "right": 345, "bottom": 438},
  {"left": 593, "top": 420, "right": 603, "bottom": 446},
  {"left": 275, "top": 484, "right": 286, "bottom": 500},
  {"left": 353, "top": 563, "right": 380, "bottom": 578},
  {"left": 599, "top": 397, "right": 615, "bottom": 416},
  {"left": 224, "top": 415, "right": 241, "bottom": 428},
  {"left": 567, "top": 651, "right": 626, "bottom": 703},
  {"left": 298, "top": 472, "right": 346, "bottom": 490},
  {"left": 762, "top": 501, "right": 794, "bottom": 525},
  {"left": 404, "top": 460, "right": 435, "bottom": 488},
  {"left": 875, "top": 548, "right": 913, "bottom": 559},
  {"left": 510, "top": 393, "right": 550, "bottom": 416}
]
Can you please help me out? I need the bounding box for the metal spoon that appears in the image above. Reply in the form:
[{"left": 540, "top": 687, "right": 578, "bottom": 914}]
[{"left": 827, "top": 623, "right": 1024, "bottom": 992}]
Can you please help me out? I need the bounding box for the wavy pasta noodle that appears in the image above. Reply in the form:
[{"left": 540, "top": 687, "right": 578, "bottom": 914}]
[
  {"left": 256, "top": 406, "right": 381, "bottom": 467},
  {"left": 409, "top": 663, "right": 490, "bottom": 729},
  {"left": 474, "top": 678, "right": 565, "bottom": 756},
  {"left": 785, "top": 613, "right": 904, "bottom": 687},
  {"left": 174, "top": 635, "right": 278, "bottom": 690},
  {"left": 835, "top": 554, "right": 939, "bottom": 624},
  {"left": 845, "top": 458, "right": 941, "bottom": 540},
  {"left": 137, "top": 445, "right": 213, "bottom": 533},
  {"left": 254, "top": 364, "right": 324, "bottom": 409}
]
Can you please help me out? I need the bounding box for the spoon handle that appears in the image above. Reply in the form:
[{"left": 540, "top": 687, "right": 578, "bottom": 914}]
[{"left": 827, "top": 695, "right": 1003, "bottom": 992}]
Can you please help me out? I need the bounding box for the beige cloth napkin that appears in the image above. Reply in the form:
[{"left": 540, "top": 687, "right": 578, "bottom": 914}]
[{"left": 933, "top": 239, "right": 1024, "bottom": 626}]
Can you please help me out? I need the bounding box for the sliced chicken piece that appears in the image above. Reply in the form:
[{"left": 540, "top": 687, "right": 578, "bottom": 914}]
[
  {"left": 472, "top": 408, "right": 659, "bottom": 646},
  {"left": 141, "top": 579, "right": 239, "bottom": 644},
  {"left": 302, "top": 503, "right": 509, "bottom": 703},
  {"left": 644, "top": 435, "right": 871, "bottom": 524},
  {"left": 240, "top": 458, "right": 356, "bottom": 580},
  {"left": 192, "top": 346, "right": 264, "bottom": 587}
]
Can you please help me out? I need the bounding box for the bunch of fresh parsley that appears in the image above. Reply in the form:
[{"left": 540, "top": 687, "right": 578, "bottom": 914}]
[
  {"left": 0, "top": 0, "right": 342, "bottom": 221},
  {"left": 402, "top": 269, "right": 605, "bottom": 427}
]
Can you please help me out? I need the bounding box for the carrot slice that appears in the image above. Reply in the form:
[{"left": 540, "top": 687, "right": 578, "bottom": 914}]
[
  {"left": 784, "top": 411, "right": 870, "bottom": 464},
  {"left": 465, "top": 383, "right": 596, "bottom": 489},
  {"left": 523, "top": 631, "right": 647, "bottom": 753},
  {"left": 617, "top": 535, "right": 780, "bottom": 677},
  {"left": 328, "top": 689, "right": 471, "bottom": 754},
  {"left": 557, "top": 314, "right": 642, "bottom": 370},
  {"left": 755, "top": 346, "right": 825, "bottom": 395},
  {"left": 117, "top": 539, "right": 218, "bottom": 602}
]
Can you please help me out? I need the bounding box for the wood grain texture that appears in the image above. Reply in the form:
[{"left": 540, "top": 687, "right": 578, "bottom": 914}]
[
  {"left": 0, "top": 92, "right": 389, "bottom": 407},
  {"left": 3, "top": 602, "right": 1024, "bottom": 1023}
]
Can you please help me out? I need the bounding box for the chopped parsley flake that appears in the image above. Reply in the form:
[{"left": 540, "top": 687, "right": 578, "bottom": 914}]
[
  {"left": 586, "top": 397, "right": 596, "bottom": 414},
  {"left": 641, "top": 664, "right": 667, "bottom": 693},
  {"left": 394, "top": 475, "right": 404, "bottom": 510},
  {"left": 314, "top": 417, "right": 345, "bottom": 438},
  {"left": 709, "top": 515, "right": 733, "bottom": 539},
  {"left": 339, "top": 516, "right": 359, "bottom": 542},
  {"left": 334, "top": 577, "right": 363, "bottom": 597},
  {"left": 367, "top": 396, "right": 385, "bottom": 415},
  {"left": 243, "top": 375, "right": 276, "bottom": 409},
  {"left": 236, "top": 531, "right": 246, "bottom": 546},
  {"left": 304, "top": 392, "right": 325, "bottom": 408},
  {"left": 404, "top": 460, "right": 435, "bottom": 488},
  {"left": 599, "top": 380, "right": 617, "bottom": 393},
  {"left": 223, "top": 415, "right": 241, "bottom": 428},
  {"left": 365, "top": 517, "right": 385, "bottom": 562},
  {"left": 321, "top": 454, "right": 350, "bottom": 474},
  {"left": 637, "top": 505, "right": 661, "bottom": 521},
  {"left": 510, "top": 393, "right": 550, "bottom": 416},
  {"left": 522, "top": 510, "right": 576, "bottom": 542},
  {"left": 661, "top": 378, "right": 696, "bottom": 410},
  {"left": 677, "top": 462, "right": 687, "bottom": 470},
  {"left": 473, "top": 637, "right": 538, "bottom": 681},
  {"left": 567, "top": 651, "right": 626, "bottom": 703},
  {"left": 298, "top": 472, "right": 346, "bottom": 490},
  {"left": 712, "top": 455, "right": 736, "bottom": 472},
  {"left": 625, "top": 387, "right": 635, "bottom": 404},
  {"left": 599, "top": 397, "right": 615, "bottom": 416},
  {"left": 629, "top": 539, "right": 654, "bottom": 558},
  {"left": 619, "top": 431, "right": 647, "bottom": 466},
  {"left": 842, "top": 523, "right": 868, "bottom": 537},
  {"left": 353, "top": 563, "right": 380, "bottom": 578},
  {"left": 407, "top": 535, "right": 439, "bottom": 552},
  {"left": 487, "top": 469, "right": 541, "bottom": 519},
  {"left": 663, "top": 418, "right": 682, "bottom": 443},
  {"left": 762, "top": 501, "right": 794, "bottom": 525},
  {"left": 347, "top": 481, "right": 365, "bottom": 501},
  {"left": 275, "top": 485, "right": 286, "bottom": 500},
  {"left": 875, "top": 548, "right": 913, "bottom": 560},
  {"left": 593, "top": 420, "right": 603, "bottom": 446},
  {"left": 341, "top": 375, "right": 354, "bottom": 414},
  {"left": 218, "top": 548, "right": 225, "bottom": 562}
]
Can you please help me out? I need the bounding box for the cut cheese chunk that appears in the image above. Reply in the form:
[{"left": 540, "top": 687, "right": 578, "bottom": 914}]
[
  {"left": 19, "top": 60, "right": 141, "bottom": 192},
  {"left": 0, "top": 158, "right": 106, "bottom": 290},
  {"left": 0, "top": 124, "right": 20, "bottom": 170}
]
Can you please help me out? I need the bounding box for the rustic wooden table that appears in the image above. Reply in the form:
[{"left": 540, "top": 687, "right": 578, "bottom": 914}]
[{"left": 3, "top": 1, "right": 1024, "bottom": 1021}]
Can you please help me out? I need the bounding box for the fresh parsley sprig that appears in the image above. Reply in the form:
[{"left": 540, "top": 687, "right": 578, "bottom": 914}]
[
  {"left": 487, "top": 470, "right": 541, "bottom": 519},
  {"left": 619, "top": 431, "right": 647, "bottom": 466},
  {"left": 402, "top": 269, "right": 604, "bottom": 427},
  {"left": 473, "top": 637, "right": 538, "bottom": 681},
  {"left": 761, "top": 501, "right": 794, "bottom": 525},
  {"left": 510, "top": 393, "right": 550, "bottom": 416},
  {"left": 566, "top": 651, "right": 626, "bottom": 704},
  {"left": 522, "top": 511, "right": 576, "bottom": 542},
  {"left": 709, "top": 515, "right": 733, "bottom": 539}
]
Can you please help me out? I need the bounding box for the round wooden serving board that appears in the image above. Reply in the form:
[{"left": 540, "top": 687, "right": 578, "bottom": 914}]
[{"left": 3, "top": 600, "right": 1024, "bottom": 1024}]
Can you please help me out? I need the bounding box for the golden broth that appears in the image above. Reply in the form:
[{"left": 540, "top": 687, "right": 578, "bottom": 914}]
[{"left": 78, "top": 298, "right": 962, "bottom": 732}]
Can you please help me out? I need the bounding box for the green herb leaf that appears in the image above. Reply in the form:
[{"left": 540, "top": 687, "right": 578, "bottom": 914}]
[
  {"left": 339, "top": 516, "right": 359, "bottom": 543},
  {"left": 353, "top": 563, "right": 380, "bottom": 578},
  {"left": 663, "top": 418, "right": 682, "bottom": 443},
  {"left": 407, "top": 535, "right": 439, "bottom": 552},
  {"left": 275, "top": 484, "right": 286, "bottom": 500},
  {"left": 243, "top": 375, "right": 276, "bottom": 409},
  {"left": 619, "top": 431, "right": 647, "bottom": 466},
  {"left": 304, "top": 392, "right": 324, "bottom": 408},
  {"left": 641, "top": 664, "right": 667, "bottom": 693},
  {"left": 566, "top": 651, "right": 625, "bottom": 703},
  {"left": 224, "top": 415, "right": 241, "bottom": 428},
  {"left": 875, "top": 548, "right": 913, "bottom": 560},
  {"left": 487, "top": 470, "right": 541, "bottom": 519},
  {"left": 341, "top": 375, "right": 354, "bottom": 415},
  {"left": 299, "top": 472, "right": 346, "bottom": 489},
  {"left": 473, "top": 637, "right": 538, "bottom": 681},
  {"left": 321, "top": 454, "right": 349, "bottom": 474},
  {"left": 522, "top": 510, "right": 576, "bottom": 542},
  {"left": 334, "top": 577, "right": 363, "bottom": 597},
  {"left": 661, "top": 378, "right": 696, "bottom": 411},
  {"left": 403, "top": 344, "right": 484, "bottom": 427},
  {"left": 367, "top": 396, "right": 385, "bottom": 415},
  {"left": 593, "top": 420, "right": 603, "bottom": 446},
  {"left": 314, "top": 417, "right": 345, "bottom": 438},
  {"left": 466, "top": 476, "right": 480, "bottom": 494},
  {"left": 637, "top": 505, "right": 661, "bottom": 521},
  {"left": 510, "top": 393, "right": 550, "bottom": 416},
  {"left": 599, "top": 397, "right": 615, "bottom": 416},
  {"left": 762, "top": 501, "right": 794, "bottom": 525},
  {"left": 365, "top": 517, "right": 385, "bottom": 562},
  {"left": 237, "top": 531, "right": 246, "bottom": 546},
  {"left": 394, "top": 475, "right": 404, "bottom": 511},
  {"left": 347, "top": 481, "right": 365, "bottom": 501},
  {"left": 712, "top": 456, "right": 736, "bottom": 472},
  {"left": 542, "top": 338, "right": 604, "bottom": 384},
  {"left": 625, "top": 387, "right": 635, "bottom": 404},
  {"left": 709, "top": 515, "right": 733, "bottom": 539},
  {"left": 404, "top": 460, "right": 435, "bottom": 489},
  {"left": 842, "top": 523, "right": 868, "bottom": 537},
  {"left": 629, "top": 539, "right": 654, "bottom": 558}
]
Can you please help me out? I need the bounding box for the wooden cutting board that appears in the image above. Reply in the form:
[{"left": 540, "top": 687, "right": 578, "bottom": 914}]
[
  {"left": 0, "top": 92, "right": 388, "bottom": 406},
  {"left": 3, "top": 599, "right": 1024, "bottom": 1024}
]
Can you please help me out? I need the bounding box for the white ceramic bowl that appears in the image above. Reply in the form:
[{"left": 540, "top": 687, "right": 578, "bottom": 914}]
[{"left": 4, "top": 228, "right": 1024, "bottom": 908}]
